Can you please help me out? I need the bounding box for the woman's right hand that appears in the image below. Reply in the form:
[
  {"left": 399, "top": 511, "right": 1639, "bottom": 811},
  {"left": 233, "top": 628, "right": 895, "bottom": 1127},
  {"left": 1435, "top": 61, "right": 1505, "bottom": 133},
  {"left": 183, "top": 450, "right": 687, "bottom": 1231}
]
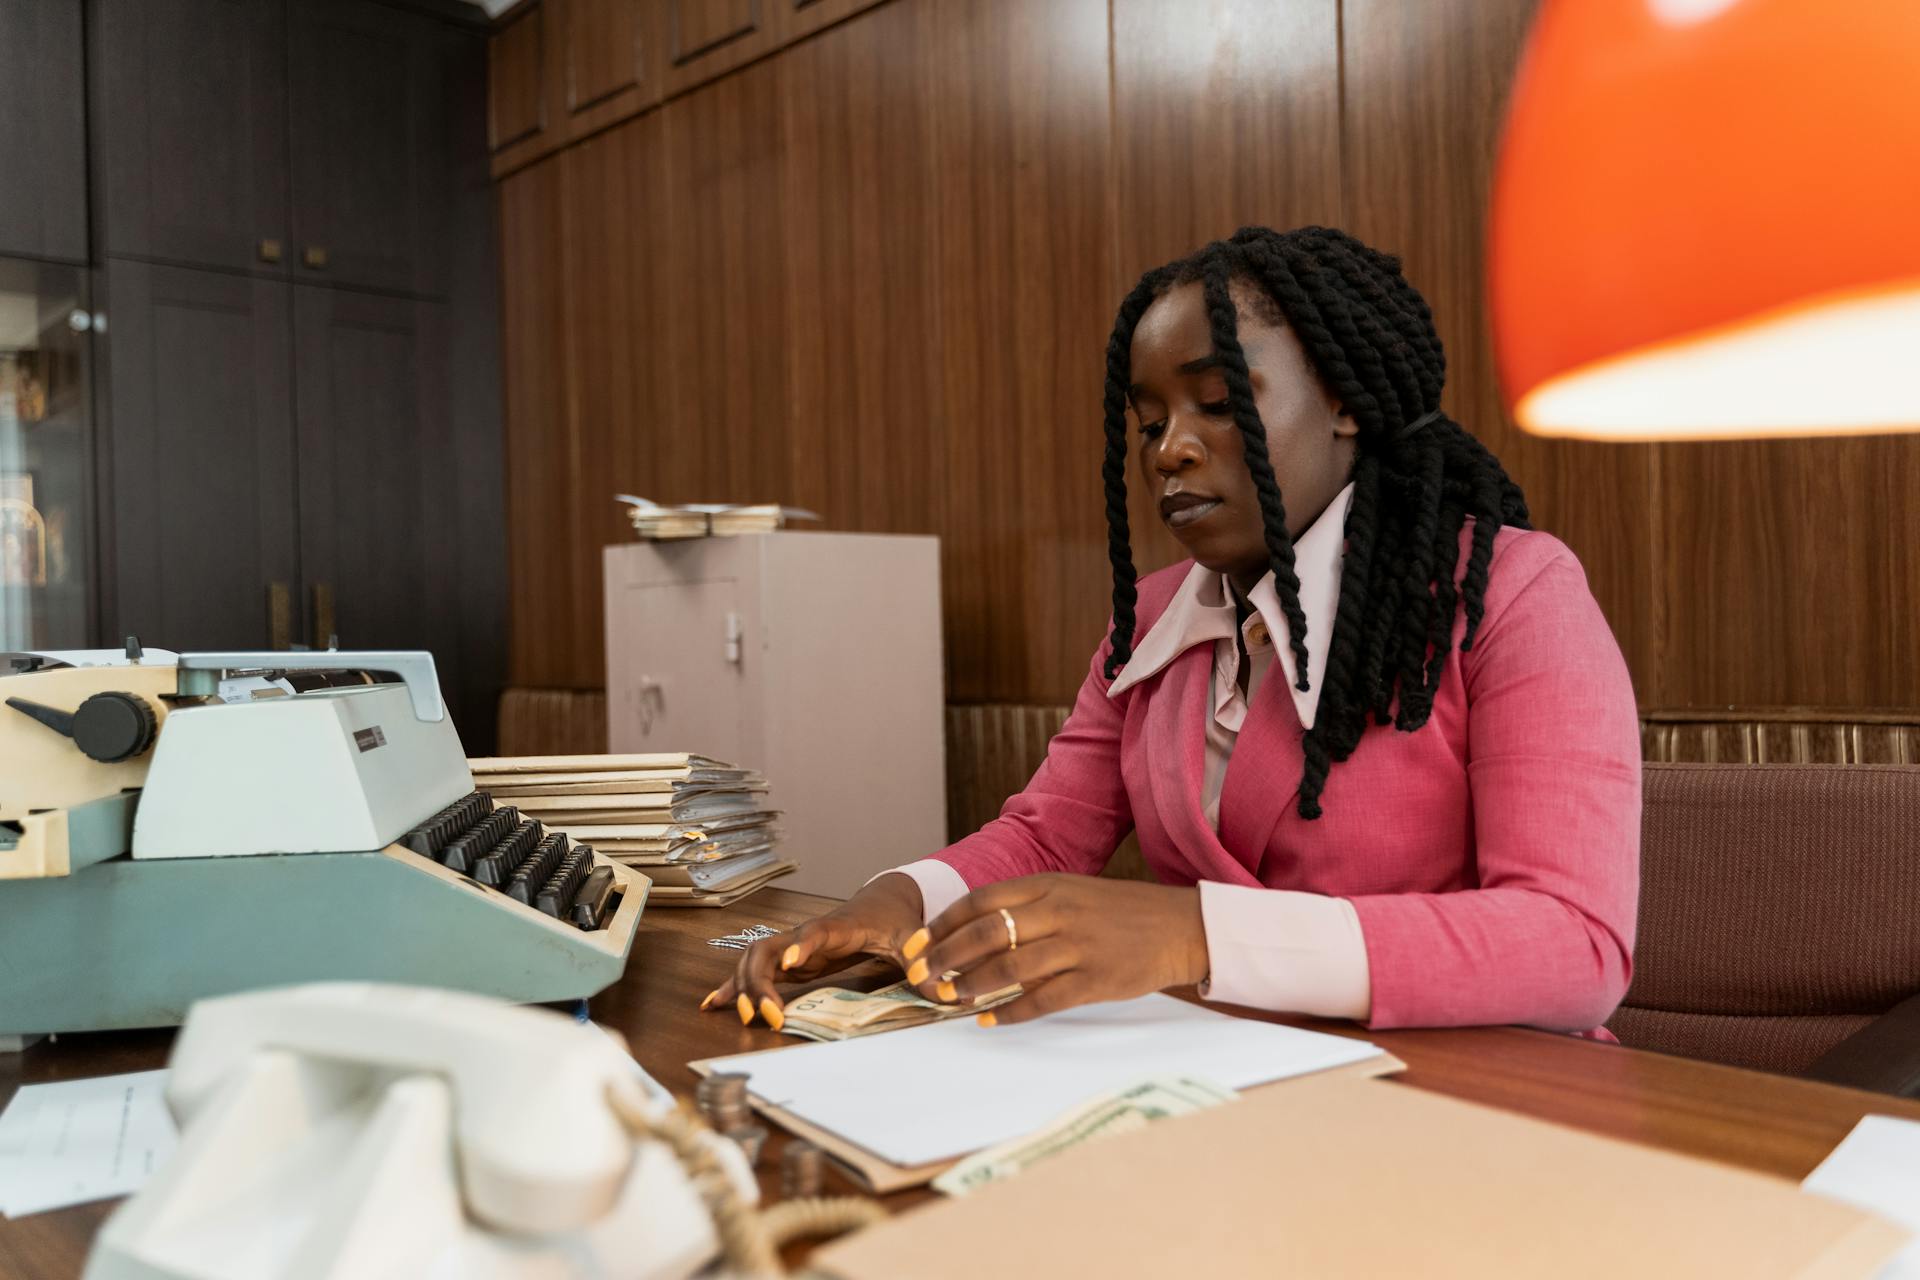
[{"left": 699, "top": 872, "right": 928, "bottom": 1028}]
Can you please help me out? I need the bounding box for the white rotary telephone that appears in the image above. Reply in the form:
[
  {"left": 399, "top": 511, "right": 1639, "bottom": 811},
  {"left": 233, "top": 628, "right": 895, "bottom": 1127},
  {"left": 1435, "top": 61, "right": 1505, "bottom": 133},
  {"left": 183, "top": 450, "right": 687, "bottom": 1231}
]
[{"left": 83, "top": 983, "right": 761, "bottom": 1280}]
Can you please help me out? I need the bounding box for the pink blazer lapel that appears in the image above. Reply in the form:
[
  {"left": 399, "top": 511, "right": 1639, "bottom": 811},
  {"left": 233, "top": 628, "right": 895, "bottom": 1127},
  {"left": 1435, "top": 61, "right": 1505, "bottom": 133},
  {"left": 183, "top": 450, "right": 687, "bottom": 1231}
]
[
  {"left": 1216, "top": 667, "right": 1304, "bottom": 875},
  {"left": 1144, "top": 646, "right": 1262, "bottom": 884}
]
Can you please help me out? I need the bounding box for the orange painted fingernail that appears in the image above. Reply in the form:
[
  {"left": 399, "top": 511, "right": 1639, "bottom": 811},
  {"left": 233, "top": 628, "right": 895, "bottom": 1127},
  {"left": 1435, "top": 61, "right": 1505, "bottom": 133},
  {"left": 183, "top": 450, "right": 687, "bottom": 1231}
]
[
  {"left": 737, "top": 993, "right": 754, "bottom": 1025},
  {"left": 781, "top": 944, "right": 801, "bottom": 970},
  {"left": 903, "top": 928, "right": 931, "bottom": 960},
  {"left": 936, "top": 980, "right": 958, "bottom": 1002},
  {"left": 699, "top": 989, "right": 720, "bottom": 1010},
  {"left": 906, "top": 957, "right": 929, "bottom": 985},
  {"left": 976, "top": 1012, "right": 998, "bottom": 1028},
  {"left": 760, "top": 997, "right": 785, "bottom": 1031}
]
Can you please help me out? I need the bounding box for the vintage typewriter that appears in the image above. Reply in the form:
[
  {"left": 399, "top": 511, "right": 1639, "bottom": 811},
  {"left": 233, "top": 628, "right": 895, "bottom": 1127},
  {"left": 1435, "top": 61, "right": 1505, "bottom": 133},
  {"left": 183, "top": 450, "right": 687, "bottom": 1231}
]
[{"left": 0, "top": 643, "right": 646, "bottom": 1040}]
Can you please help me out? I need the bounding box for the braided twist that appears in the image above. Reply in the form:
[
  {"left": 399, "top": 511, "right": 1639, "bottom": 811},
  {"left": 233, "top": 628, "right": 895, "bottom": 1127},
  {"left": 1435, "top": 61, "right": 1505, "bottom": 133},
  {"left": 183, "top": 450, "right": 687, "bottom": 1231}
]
[
  {"left": 1201, "top": 263, "right": 1313, "bottom": 690},
  {"left": 1100, "top": 270, "right": 1172, "bottom": 678}
]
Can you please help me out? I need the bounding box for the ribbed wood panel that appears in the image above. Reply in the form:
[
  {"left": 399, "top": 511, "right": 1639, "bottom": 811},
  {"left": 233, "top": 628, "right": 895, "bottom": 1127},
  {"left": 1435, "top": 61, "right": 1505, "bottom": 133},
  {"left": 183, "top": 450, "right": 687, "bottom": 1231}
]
[
  {"left": 499, "top": 692, "right": 1920, "bottom": 888},
  {"left": 942, "top": 702, "right": 1152, "bottom": 881},
  {"left": 1642, "top": 711, "right": 1920, "bottom": 765},
  {"left": 942, "top": 703, "right": 1071, "bottom": 842}
]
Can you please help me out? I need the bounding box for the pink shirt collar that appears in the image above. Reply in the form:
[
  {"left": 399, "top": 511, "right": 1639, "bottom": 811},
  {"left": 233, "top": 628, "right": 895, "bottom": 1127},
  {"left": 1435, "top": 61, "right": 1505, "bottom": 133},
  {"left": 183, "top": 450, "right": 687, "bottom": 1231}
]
[{"left": 1106, "top": 482, "right": 1354, "bottom": 731}]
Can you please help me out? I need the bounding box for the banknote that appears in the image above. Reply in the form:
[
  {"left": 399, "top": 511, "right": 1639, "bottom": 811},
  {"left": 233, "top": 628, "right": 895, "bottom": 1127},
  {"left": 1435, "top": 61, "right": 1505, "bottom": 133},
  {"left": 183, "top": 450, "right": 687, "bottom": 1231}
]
[
  {"left": 779, "top": 979, "right": 1022, "bottom": 1042},
  {"left": 930, "top": 1075, "right": 1238, "bottom": 1196}
]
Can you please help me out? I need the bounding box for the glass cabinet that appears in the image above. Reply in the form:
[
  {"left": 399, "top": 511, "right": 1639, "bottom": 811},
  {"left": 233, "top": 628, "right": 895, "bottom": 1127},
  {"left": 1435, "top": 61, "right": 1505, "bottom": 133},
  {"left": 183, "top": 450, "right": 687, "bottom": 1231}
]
[{"left": 0, "top": 256, "right": 94, "bottom": 650}]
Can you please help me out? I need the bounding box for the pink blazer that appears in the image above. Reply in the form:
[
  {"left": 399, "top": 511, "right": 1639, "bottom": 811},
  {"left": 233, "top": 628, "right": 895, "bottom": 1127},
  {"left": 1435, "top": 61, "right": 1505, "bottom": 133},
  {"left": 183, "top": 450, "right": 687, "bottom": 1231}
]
[{"left": 931, "top": 527, "right": 1642, "bottom": 1032}]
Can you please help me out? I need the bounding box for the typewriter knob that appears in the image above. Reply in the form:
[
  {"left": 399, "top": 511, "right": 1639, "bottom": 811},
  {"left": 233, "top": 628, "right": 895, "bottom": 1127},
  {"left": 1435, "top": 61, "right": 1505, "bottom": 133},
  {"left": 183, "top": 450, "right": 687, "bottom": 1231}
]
[{"left": 72, "top": 692, "right": 159, "bottom": 763}]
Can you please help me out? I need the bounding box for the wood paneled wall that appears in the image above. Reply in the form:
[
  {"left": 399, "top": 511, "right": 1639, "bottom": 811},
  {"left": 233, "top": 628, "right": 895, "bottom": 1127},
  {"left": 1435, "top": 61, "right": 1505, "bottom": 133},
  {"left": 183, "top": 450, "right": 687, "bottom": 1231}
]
[
  {"left": 502, "top": 0, "right": 1118, "bottom": 703},
  {"left": 498, "top": 0, "right": 1920, "bottom": 713}
]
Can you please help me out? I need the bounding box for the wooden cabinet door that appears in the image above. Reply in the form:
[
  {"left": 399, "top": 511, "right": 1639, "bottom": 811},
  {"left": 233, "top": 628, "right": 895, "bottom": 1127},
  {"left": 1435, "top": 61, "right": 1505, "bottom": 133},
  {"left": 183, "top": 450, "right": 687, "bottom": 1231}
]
[
  {"left": 491, "top": 0, "right": 665, "bottom": 171},
  {"left": 90, "top": 0, "right": 290, "bottom": 275},
  {"left": 290, "top": 285, "right": 479, "bottom": 728},
  {"left": 783, "top": 0, "right": 889, "bottom": 43},
  {"left": 0, "top": 0, "right": 87, "bottom": 263},
  {"left": 287, "top": 0, "right": 450, "bottom": 297},
  {"left": 561, "top": 0, "right": 664, "bottom": 136},
  {"left": 662, "top": 0, "right": 781, "bottom": 96},
  {"left": 489, "top": 0, "right": 550, "bottom": 155},
  {"left": 102, "top": 260, "right": 299, "bottom": 650}
]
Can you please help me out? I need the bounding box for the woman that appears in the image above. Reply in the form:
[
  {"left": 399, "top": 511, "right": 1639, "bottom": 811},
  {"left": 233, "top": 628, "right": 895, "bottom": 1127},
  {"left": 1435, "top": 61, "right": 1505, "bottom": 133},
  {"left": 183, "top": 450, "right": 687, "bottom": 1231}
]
[{"left": 702, "top": 226, "right": 1640, "bottom": 1035}]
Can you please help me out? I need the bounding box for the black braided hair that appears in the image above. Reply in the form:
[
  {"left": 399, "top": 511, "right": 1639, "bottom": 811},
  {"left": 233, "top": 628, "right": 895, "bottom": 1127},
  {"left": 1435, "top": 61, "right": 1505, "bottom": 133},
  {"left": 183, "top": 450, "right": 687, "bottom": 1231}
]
[
  {"left": 1100, "top": 269, "right": 1172, "bottom": 680},
  {"left": 1099, "top": 226, "right": 1530, "bottom": 819}
]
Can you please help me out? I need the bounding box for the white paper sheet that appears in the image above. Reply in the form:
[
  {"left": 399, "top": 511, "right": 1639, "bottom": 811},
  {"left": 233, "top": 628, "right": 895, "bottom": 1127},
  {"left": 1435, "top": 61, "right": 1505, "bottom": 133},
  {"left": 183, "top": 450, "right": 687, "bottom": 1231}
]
[
  {"left": 0, "top": 1070, "right": 177, "bottom": 1217},
  {"left": 703, "top": 992, "right": 1384, "bottom": 1166},
  {"left": 1803, "top": 1115, "right": 1920, "bottom": 1278}
]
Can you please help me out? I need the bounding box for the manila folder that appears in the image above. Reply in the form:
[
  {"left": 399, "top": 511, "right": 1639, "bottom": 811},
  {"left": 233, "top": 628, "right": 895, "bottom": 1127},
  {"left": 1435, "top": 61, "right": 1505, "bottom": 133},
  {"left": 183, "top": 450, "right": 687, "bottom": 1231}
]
[{"left": 813, "top": 1073, "right": 1908, "bottom": 1280}]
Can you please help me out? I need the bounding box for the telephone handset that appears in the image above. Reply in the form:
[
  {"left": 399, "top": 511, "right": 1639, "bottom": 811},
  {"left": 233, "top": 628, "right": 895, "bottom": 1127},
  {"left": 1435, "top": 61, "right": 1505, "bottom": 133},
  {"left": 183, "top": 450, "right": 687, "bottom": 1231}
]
[{"left": 85, "top": 983, "right": 760, "bottom": 1280}]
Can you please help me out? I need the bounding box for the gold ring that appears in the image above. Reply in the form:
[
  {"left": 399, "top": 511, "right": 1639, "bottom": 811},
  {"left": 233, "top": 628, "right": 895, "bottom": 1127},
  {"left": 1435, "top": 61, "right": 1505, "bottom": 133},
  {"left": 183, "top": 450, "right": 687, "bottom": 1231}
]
[{"left": 999, "top": 907, "right": 1019, "bottom": 952}]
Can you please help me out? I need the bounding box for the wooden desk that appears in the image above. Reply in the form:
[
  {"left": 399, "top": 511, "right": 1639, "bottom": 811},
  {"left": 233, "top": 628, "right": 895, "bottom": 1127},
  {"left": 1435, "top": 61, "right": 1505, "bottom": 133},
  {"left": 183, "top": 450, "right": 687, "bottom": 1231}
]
[{"left": 6, "top": 887, "right": 1920, "bottom": 1276}]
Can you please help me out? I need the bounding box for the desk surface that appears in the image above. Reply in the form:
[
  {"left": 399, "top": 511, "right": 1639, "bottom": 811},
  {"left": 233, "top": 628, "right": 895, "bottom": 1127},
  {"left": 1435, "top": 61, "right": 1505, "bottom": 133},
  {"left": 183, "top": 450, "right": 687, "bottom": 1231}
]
[{"left": 6, "top": 886, "right": 1920, "bottom": 1275}]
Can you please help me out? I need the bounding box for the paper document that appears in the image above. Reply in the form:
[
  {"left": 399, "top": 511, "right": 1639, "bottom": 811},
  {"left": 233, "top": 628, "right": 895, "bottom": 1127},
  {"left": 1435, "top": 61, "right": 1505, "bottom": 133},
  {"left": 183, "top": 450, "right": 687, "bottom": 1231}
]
[
  {"left": 0, "top": 1070, "right": 176, "bottom": 1217},
  {"left": 1803, "top": 1115, "right": 1920, "bottom": 1278},
  {"left": 702, "top": 992, "right": 1384, "bottom": 1166}
]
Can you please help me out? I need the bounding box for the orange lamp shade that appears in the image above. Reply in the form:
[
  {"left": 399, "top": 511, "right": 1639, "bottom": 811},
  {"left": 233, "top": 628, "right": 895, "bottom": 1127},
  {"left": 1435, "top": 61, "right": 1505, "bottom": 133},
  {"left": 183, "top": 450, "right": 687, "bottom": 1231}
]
[{"left": 1489, "top": 0, "right": 1920, "bottom": 441}]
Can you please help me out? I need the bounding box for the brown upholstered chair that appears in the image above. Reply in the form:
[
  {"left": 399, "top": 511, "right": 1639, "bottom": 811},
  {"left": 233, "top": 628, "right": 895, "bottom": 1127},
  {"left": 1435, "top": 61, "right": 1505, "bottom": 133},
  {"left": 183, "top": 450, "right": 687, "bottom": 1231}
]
[{"left": 1607, "top": 763, "right": 1920, "bottom": 1096}]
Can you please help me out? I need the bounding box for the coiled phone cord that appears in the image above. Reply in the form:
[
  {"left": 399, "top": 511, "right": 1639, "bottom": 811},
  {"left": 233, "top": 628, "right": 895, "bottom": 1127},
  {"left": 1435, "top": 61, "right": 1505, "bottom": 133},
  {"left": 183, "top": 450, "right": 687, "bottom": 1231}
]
[{"left": 608, "top": 1084, "right": 889, "bottom": 1277}]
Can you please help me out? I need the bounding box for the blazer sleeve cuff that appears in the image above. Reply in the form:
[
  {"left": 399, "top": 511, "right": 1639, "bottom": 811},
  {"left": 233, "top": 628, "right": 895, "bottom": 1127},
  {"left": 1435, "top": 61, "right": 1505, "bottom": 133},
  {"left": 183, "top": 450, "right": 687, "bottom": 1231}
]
[
  {"left": 1196, "top": 881, "right": 1373, "bottom": 1020},
  {"left": 866, "top": 861, "right": 972, "bottom": 924}
]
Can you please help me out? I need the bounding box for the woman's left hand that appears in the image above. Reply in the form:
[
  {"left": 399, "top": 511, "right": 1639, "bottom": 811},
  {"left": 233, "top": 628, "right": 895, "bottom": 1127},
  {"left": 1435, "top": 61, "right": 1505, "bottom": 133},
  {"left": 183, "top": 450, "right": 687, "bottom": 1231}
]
[{"left": 904, "top": 874, "right": 1210, "bottom": 1026}]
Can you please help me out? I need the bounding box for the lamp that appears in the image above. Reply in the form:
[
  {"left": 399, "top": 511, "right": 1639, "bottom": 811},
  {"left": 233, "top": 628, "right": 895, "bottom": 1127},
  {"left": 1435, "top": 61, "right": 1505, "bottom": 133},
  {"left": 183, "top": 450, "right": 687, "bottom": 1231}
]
[{"left": 1489, "top": 0, "right": 1920, "bottom": 441}]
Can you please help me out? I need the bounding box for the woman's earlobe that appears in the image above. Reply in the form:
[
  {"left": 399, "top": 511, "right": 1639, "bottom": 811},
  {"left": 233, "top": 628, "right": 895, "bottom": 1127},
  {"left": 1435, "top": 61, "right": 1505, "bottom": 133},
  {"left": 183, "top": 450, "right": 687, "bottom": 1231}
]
[{"left": 1333, "top": 411, "right": 1361, "bottom": 439}]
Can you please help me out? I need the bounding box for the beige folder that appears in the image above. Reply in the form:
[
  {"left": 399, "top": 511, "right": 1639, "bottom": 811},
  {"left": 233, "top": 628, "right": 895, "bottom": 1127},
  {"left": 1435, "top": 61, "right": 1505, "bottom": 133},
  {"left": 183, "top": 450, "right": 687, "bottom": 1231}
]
[
  {"left": 643, "top": 861, "right": 796, "bottom": 907},
  {"left": 689, "top": 1048, "right": 1404, "bottom": 1194},
  {"left": 812, "top": 1073, "right": 1910, "bottom": 1279},
  {"left": 512, "top": 789, "right": 765, "bottom": 813},
  {"left": 638, "top": 851, "right": 781, "bottom": 887},
  {"left": 486, "top": 777, "right": 701, "bottom": 796},
  {"left": 469, "top": 752, "right": 730, "bottom": 773}
]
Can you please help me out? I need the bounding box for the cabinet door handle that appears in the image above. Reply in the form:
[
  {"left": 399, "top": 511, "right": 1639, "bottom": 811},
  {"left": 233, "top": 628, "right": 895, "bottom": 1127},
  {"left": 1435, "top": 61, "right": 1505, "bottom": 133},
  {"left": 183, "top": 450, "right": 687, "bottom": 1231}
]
[
  {"left": 724, "top": 611, "right": 743, "bottom": 665},
  {"left": 258, "top": 238, "right": 283, "bottom": 264},
  {"left": 311, "top": 582, "right": 336, "bottom": 650},
  {"left": 266, "top": 582, "right": 291, "bottom": 650},
  {"left": 636, "top": 676, "right": 663, "bottom": 735},
  {"left": 302, "top": 246, "right": 329, "bottom": 270}
]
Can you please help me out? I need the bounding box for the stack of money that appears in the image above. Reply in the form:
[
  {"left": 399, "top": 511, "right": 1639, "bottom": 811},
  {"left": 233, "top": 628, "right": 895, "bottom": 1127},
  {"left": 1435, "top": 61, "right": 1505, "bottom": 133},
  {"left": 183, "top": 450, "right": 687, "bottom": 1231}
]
[
  {"left": 930, "top": 1075, "right": 1237, "bottom": 1196},
  {"left": 779, "top": 980, "right": 1023, "bottom": 1042}
]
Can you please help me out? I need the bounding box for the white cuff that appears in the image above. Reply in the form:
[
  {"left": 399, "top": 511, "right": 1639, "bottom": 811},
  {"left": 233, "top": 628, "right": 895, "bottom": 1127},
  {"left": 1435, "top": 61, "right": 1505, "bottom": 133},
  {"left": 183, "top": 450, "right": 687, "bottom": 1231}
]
[
  {"left": 1196, "top": 882, "right": 1373, "bottom": 1020},
  {"left": 866, "top": 861, "right": 971, "bottom": 924}
]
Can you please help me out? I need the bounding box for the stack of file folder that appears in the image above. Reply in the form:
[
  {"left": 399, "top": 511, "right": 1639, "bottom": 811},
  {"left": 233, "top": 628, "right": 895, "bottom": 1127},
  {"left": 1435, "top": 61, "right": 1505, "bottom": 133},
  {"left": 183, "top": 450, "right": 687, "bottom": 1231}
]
[{"left": 466, "top": 753, "right": 794, "bottom": 906}]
